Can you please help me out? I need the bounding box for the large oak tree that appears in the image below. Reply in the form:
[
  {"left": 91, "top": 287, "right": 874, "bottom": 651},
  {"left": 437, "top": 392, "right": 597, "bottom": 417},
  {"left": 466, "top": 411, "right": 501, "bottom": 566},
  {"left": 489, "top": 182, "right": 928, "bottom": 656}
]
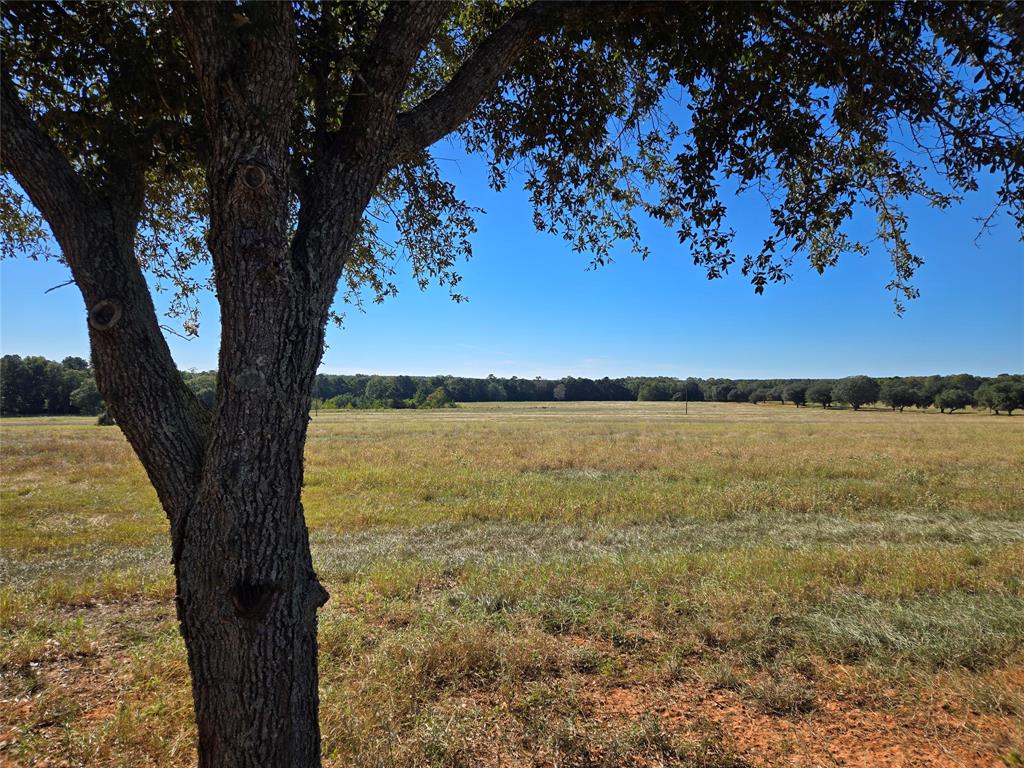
[{"left": 2, "top": 2, "right": 1022, "bottom": 765}]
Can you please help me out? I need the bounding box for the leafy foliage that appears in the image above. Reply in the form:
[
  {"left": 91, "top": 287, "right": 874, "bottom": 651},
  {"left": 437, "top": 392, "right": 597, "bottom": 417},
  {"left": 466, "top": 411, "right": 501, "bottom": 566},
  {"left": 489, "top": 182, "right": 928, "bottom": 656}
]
[
  {"left": 461, "top": 3, "right": 1024, "bottom": 311},
  {"left": 69, "top": 376, "right": 104, "bottom": 415},
  {"left": 880, "top": 380, "right": 921, "bottom": 412},
  {"left": 0, "top": 354, "right": 98, "bottom": 415},
  {"left": 5, "top": 354, "right": 1020, "bottom": 415},
  {"left": 806, "top": 381, "right": 834, "bottom": 408},
  {"left": 934, "top": 386, "right": 975, "bottom": 413},
  {"left": 0, "top": 181, "right": 51, "bottom": 261},
  {"left": 833, "top": 375, "right": 881, "bottom": 410},
  {"left": 974, "top": 376, "right": 1024, "bottom": 415},
  {"left": 4, "top": 1, "right": 1023, "bottom": 326},
  {"left": 782, "top": 382, "right": 807, "bottom": 406}
]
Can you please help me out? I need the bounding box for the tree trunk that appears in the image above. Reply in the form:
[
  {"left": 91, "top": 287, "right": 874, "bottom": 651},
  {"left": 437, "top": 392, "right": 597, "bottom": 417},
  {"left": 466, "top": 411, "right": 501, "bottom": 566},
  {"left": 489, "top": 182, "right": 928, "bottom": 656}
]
[
  {"left": 160, "top": 10, "right": 336, "bottom": 762},
  {"left": 173, "top": 282, "right": 331, "bottom": 767},
  {"left": 6, "top": 5, "right": 469, "bottom": 764},
  {"left": 176, "top": 491, "right": 326, "bottom": 767}
]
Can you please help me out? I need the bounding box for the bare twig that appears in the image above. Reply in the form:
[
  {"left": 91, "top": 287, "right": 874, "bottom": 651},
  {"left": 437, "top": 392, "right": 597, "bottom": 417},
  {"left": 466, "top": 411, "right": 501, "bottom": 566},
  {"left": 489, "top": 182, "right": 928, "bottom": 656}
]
[{"left": 44, "top": 278, "right": 76, "bottom": 294}]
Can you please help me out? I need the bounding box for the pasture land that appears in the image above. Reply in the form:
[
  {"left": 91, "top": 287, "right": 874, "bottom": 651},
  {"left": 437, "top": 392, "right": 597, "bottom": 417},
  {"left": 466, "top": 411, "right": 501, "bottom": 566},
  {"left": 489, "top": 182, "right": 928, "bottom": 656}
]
[{"left": 1, "top": 401, "right": 1023, "bottom": 766}]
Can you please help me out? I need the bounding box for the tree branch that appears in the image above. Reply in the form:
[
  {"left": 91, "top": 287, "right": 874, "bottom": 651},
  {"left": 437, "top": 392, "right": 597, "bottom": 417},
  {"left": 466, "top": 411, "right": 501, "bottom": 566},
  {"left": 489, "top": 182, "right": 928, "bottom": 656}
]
[
  {"left": 1, "top": 78, "right": 210, "bottom": 527},
  {"left": 390, "top": 1, "right": 612, "bottom": 162},
  {"left": 288, "top": 2, "right": 452, "bottom": 299},
  {"left": 333, "top": 0, "right": 451, "bottom": 158},
  {"left": 1, "top": 80, "right": 95, "bottom": 245}
]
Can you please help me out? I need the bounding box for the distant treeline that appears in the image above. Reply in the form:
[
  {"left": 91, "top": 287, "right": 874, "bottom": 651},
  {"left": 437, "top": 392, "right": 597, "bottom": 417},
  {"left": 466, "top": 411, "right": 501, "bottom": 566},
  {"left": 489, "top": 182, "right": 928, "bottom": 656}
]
[
  {"left": 309, "top": 371, "right": 1024, "bottom": 414},
  {"left": 0, "top": 355, "right": 102, "bottom": 416},
  {"left": 3, "top": 354, "right": 1023, "bottom": 416}
]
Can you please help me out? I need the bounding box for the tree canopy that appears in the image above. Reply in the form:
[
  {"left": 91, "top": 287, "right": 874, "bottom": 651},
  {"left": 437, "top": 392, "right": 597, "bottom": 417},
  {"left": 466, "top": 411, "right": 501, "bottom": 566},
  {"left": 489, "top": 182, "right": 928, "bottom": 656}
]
[
  {"left": 7, "top": 357, "right": 1018, "bottom": 416},
  {"left": 833, "top": 374, "right": 882, "bottom": 410},
  {"left": 4, "top": 2, "right": 1023, "bottom": 326},
  {"left": 880, "top": 379, "right": 920, "bottom": 411},
  {"left": 933, "top": 385, "right": 974, "bottom": 413},
  {"left": 975, "top": 376, "right": 1024, "bottom": 414},
  {"left": 0, "top": 354, "right": 96, "bottom": 415}
]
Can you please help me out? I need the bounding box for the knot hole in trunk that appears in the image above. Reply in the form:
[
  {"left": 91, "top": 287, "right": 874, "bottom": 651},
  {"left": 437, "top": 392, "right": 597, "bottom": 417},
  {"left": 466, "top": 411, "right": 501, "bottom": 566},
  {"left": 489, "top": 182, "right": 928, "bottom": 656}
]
[
  {"left": 238, "top": 162, "right": 268, "bottom": 192},
  {"left": 88, "top": 299, "right": 123, "bottom": 331},
  {"left": 229, "top": 580, "right": 278, "bottom": 621}
]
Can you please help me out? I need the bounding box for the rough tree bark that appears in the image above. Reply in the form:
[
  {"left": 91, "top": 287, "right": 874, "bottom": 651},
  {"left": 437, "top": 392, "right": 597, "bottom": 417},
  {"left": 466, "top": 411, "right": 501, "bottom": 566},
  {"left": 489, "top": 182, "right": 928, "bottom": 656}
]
[
  {"left": 167, "top": 7, "right": 326, "bottom": 761},
  {"left": 2, "top": 2, "right": 626, "bottom": 765}
]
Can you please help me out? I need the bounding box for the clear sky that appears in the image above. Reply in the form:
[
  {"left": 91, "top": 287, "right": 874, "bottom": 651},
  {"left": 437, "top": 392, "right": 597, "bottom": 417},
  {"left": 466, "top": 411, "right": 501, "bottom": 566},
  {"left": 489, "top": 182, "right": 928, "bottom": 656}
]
[{"left": 2, "top": 140, "right": 1022, "bottom": 379}]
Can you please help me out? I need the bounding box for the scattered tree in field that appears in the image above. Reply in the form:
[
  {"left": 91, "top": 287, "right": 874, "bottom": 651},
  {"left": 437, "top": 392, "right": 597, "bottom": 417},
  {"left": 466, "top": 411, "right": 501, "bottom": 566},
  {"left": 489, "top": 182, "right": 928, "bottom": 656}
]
[
  {"left": 4, "top": 2, "right": 1023, "bottom": 763},
  {"left": 783, "top": 382, "right": 807, "bottom": 406},
  {"left": 806, "top": 381, "right": 834, "bottom": 408},
  {"left": 974, "top": 377, "right": 1024, "bottom": 415},
  {"left": 833, "top": 376, "right": 881, "bottom": 410},
  {"left": 933, "top": 386, "right": 974, "bottom": 413},
  {"left": 973, "top": 383, "right": 998, "bottom": 413},
  {"left": 749, "top": 388, "right": 769, "bottom": 404},
  {"left": 945, "top": 373, "right": 983, "bottom": 394},
  {"left": 879, "top": 380, "right": 920, "bottom": 412},
  {"left": 915, "top": 375, "right": 946, "bottom": 409}
]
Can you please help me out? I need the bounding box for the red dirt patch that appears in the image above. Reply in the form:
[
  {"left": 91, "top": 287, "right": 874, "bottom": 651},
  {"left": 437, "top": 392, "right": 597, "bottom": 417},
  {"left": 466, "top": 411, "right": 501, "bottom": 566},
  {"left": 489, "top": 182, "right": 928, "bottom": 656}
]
[{"left": 587, "top": 670, "right": 1024, "bottom": 767}]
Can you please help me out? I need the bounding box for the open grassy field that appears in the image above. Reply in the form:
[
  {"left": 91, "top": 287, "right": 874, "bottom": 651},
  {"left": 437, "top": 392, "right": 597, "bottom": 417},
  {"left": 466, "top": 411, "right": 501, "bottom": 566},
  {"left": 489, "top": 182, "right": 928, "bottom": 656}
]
[{"left": 1, "top": 401, "right": 1023, "bottom": 767}]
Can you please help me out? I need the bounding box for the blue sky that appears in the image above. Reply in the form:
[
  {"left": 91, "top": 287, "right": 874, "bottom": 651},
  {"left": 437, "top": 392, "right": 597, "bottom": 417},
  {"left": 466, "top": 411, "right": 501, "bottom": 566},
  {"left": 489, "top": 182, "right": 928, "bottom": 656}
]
[{"left": 2, "top": 142, "right": 1022, "bottom": 379}]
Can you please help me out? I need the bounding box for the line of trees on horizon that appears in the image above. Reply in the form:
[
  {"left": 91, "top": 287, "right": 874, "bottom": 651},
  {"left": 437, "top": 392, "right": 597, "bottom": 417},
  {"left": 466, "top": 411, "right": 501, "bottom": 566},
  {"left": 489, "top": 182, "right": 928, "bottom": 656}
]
[{"left": 3, "top": 354, "right": 1023, "bottom": 417}]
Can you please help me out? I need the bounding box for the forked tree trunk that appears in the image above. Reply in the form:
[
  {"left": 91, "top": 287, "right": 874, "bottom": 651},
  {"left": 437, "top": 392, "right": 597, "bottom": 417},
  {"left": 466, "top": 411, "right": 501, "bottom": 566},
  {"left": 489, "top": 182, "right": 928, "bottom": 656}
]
[
  {"left": 5, "top": 3, "right": 526, "bottom": 764},
  {"left": 164, "top": 9, "right": 337, "bottom": 761},
  {"left": 169, "top": 160, "right": 344, "bottom": 765}
]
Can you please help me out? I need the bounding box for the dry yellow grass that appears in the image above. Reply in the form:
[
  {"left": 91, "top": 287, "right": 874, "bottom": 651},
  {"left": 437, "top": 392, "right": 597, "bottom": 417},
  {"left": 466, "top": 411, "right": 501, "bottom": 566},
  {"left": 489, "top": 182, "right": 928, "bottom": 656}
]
[{"left": 1, "top": 401, "right": 1022, "bottom": 766}]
